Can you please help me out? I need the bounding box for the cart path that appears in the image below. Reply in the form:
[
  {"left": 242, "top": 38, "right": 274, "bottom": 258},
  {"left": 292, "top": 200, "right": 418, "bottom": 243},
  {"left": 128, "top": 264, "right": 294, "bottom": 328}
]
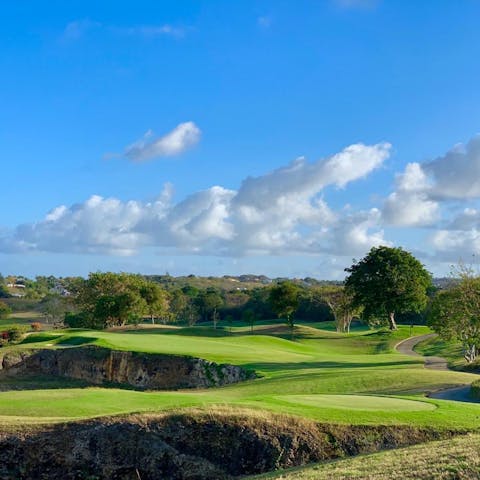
[{"left": 396, "top": 333, "right": 480, "bottom": 404}]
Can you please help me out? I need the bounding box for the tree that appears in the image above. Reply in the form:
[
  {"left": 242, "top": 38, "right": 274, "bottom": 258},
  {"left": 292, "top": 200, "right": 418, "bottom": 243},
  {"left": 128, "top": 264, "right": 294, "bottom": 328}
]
[
  {"left": 139, "top": 283, "right": 170, "bottom": 324},
  {"left": 345, "top": 246, "right": 431, "bottom": 330},
  {"left": 196, "top": 289, "right": 224, "bottom": 328},
  {"left": 0, "top": 301, "right": 11, "bottom": 320},
  {"left": 268, "top": 281, "right": 300, "bottom": 335},
  {"left": 242, "top": 308, "right": 256, "bottom": 333},
  {"left": 73, "top": 272, "right": 155, "bottom": 329},
  {"left": 320, "top": 286, "right": 360, "bottom": 333},
  {"left": 39, "top": 293, "right": 67, "bottom": 325},
  {"left": 428, "top": 269, "right": 480, "bottom": 363}
]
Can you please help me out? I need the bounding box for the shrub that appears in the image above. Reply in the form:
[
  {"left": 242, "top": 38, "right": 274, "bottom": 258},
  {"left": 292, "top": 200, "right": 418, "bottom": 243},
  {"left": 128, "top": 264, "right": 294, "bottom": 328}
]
[
  {"left": 0, "top": 300, "right": 11, "bottom": 319},
  {"left": 64, "top": 311, "right": 100, "bottom": 329},
  {"left": 471, "top": 379, "right": 480, "bottom": 399},
  {"left": 0, "top": 326, "right": 28, "bottom": 346}
]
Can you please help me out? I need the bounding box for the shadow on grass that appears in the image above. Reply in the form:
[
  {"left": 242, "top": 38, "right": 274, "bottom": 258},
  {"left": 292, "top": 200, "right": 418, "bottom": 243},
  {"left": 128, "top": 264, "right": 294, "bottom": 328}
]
[
  {"left": 121, "top": 326, "right": 238, "bottom": 338},
  {"left": 0, "top": 375, "right": 92, "bottom": 391},
  {"left": 20, "top": 333, "right": 62, "bottom": 345},
  {"left": 56, "top": 336, "right": 95, "bottom": 346},
  {"left": 241, "top": 358, "right": 422, "bottom": 374}
]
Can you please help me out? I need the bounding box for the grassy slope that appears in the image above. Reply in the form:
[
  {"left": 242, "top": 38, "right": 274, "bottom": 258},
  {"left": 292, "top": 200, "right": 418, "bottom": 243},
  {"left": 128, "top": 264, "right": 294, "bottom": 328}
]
[
  {"left": 0, "top": 323, "right": 479, "bottom": 428},
  {"left": 250, "top": 433, "right": 480, "bottom": 480},
  {"left": 414, "top": 335, "right": 480, "bottom": 371}
]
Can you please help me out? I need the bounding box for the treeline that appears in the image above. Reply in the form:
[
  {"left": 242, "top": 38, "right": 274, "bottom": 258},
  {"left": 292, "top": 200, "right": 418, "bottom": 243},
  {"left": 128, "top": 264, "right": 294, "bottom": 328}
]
[{"left": 58, "top": 272, "right": 336, "bottom": 329}]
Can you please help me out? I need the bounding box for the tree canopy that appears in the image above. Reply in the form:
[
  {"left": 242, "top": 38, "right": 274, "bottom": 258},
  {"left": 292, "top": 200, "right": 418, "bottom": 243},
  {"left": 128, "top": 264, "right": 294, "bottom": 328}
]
[
  {"left": 345, "top": 246, "right": 432, "bottom": 330},
  {"left": 268, "top": 281, "right": 300, "bottom": 332},
  {"left": 428, "top": 269, "right": 480, "bottom": 363}
]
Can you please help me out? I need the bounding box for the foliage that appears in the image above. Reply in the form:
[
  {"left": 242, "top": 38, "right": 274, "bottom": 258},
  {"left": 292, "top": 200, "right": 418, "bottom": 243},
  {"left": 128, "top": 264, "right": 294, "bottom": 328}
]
[
  {"left": 0, "top": 325, "right": 28, "bottom": 346},
  {"left": 195, "top": 288, "right": 224, "bottom": 327},
  {"left": 39, "top": 293, "right": 68, "bottom": 325},
  {"left": 139, "top": 282, "right": 170, "bottom": 324},
  {"left": 268, "top": 281, "right": 300, "bottom": 332},
  {"left": 242, "top": 308, "right": 257, "bottom": 333},
  {"left": 64, "top": 311, "right": 100, "bottom": 329},
  {"left": 319, "top": 286, "right": 361, "bottom": 333},
  {"left": 30, "top": 322, "right": 42, "bottom": 331},
  {"left": 471, "top": 379, "right": 480, "bottom": 399},
  {"left": 73, "top": 272, "right": 170, "bottom": 329},
  {"left": 0, "top": 300, "right": 12, "bottom": 320},
  {"left": 345, "top": 246, "right": 432, "bottom": 330},
  {"left": 428, "top": 269, "right": 480, "bottom": 363}
]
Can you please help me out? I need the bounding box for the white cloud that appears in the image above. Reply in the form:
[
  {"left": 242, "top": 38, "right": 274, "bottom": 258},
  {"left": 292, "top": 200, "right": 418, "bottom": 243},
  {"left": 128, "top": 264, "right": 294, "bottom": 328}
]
[
  {"left": 382, "top": 135, "right": 480, "bottom": 227},
  {"left": 123, "top": 122, "right": 201, "bottom": 162},
  {"left": 328, "top": 208, "right": 388, "bottom": 255},
  {"left": 430, "top": 229, "right": 480, "bottom": 262},
  {"left": 424, "top": 134, "right": 480, "bottom": 200},
  {"left": 1, "top": 142, "right": 391, "bottom": 259},
  {"left": 382, "top": 163, "right": 439, "bottom": 226}
]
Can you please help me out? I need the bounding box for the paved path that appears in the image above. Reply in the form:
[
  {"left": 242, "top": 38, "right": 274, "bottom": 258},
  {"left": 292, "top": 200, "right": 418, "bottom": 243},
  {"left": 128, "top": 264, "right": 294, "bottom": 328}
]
[{"left": 396, "top": 333, "right": 480, "bottom": 404}]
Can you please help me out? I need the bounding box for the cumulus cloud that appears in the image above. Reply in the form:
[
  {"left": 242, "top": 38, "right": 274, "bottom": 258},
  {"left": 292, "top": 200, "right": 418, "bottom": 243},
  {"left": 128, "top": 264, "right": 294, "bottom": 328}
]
[
  {"left": 123, "top": 122, "right": 201, "bottom": 162},
  {"left": 382, "top": 135, "right": 480, "bottom": 228},
  {"left": 382, "top": 163, "right": 439, "bottom": 226},
  {"left": 430, "top": 229, "right": 480, "bottom": 262},
  {"left": 1, "top": 142, "right": 391, "bottom": 258},
  {"left": 424, "top": 135, "right": 480, "bottom": 200}
]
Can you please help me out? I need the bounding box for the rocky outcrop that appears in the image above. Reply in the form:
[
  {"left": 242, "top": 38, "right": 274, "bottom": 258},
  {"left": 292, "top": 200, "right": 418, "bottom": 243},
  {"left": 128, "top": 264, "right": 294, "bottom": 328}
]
[
  {"left": 0, "top": 347, "right": 255, "bottom": 390},
  {"left": 0, "top": 411, "right": 458, "bottom": 479}
]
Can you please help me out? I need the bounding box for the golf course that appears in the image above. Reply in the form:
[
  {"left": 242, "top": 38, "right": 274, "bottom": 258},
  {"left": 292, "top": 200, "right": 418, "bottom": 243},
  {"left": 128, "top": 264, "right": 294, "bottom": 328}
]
[{"left": 1, "top": 321, "right": 478, "bottom": 430}]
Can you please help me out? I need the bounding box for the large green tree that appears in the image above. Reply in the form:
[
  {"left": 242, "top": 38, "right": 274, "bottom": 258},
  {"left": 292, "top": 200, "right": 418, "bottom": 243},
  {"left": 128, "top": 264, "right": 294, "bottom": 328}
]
[
  {"left": 428, "top": 270, "right": 480, "bottom": 363},
  {"left": 195, "top": 289, "right": 224, "bottom": 328},
  {"left": 73, "top": 272, "right": 168, "bottom": 329},
  {"left": 139, "top": 282, "right": 170, "bottom": 324},
  {"left": 345, "top": 246, "right": 431, "bottom": 330},
  {"left": 268, "top": 281, "right": 300, "bottom": 333}
]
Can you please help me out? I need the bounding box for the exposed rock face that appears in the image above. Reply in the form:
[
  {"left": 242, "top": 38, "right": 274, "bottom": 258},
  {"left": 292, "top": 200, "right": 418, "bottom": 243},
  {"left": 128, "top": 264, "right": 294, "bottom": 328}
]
[
  {"left": 0, "top": 347, "right": 255, "bottom": 390},
  {"left": 0, "top": 412, "right": 457, "bottom": 479}
]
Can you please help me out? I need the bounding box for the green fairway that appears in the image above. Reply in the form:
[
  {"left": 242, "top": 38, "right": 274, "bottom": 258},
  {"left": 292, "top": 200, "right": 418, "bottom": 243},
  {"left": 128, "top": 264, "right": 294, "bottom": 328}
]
[
  {"left": 0, "top": 323, "right": 479, "bottom": 429},
  {"left": 274, "top": 394, "right": 436, "bottom": 411}
]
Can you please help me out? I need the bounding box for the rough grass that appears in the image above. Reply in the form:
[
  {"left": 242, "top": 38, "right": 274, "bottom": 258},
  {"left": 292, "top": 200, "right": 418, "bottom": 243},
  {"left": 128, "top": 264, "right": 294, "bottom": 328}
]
[
  {"left": 0, "top": 324, "right": 478, "bottom": 429},
  {"left": 250, "top": 433, "right": 480, "bottom": 479}
]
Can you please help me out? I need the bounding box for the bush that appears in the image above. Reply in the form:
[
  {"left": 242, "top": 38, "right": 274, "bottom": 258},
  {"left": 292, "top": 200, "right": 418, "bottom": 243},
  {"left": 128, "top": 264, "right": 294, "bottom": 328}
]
[
  {"left": 0, "top": 300, "right": 11, "bottom": 319},
  {"left": 64, "top": 311, "right": 101, "bottom": 329},
  {"left": 0, "top": 325, "right": 28, "bottom": 346},
  {"left": 471, "top": 379, "right": 480, "bottom": 399}
]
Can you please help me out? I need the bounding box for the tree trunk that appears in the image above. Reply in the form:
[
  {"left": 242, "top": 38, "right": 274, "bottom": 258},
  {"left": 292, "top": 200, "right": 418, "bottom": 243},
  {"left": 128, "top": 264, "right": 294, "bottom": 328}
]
[
  {"left": 464, "top": 343, "right": 477, "bottom": 363},
  {"left": 151, "top": 315, "right": 155, "bottom": 325},
  {"left": 388, "top": 312, "right": 397, "bottom": 330}
]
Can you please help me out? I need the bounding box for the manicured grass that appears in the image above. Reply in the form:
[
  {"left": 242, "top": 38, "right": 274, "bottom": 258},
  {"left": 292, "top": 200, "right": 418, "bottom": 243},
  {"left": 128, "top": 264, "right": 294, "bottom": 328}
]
[
  {"left": 415, "top": 335, "right": 480, "bottom": 372},
  {"left": 0, "top": 323, "right": 478, "bottom": 429},
  {"left": 249, "top": 433, "right": 480, "bottom": 479}
]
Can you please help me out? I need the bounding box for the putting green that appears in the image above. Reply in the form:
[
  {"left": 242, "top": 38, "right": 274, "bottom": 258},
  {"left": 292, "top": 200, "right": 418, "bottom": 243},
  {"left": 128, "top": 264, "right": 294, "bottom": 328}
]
[{"left": 275, "top": 394, "right": 436, "bottom": 411}]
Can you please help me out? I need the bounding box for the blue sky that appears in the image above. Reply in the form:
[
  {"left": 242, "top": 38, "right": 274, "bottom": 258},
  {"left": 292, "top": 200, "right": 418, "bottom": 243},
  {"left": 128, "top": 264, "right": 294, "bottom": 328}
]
[{"left": 2, "top": 0, "right": 480, "bottom": 279}]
